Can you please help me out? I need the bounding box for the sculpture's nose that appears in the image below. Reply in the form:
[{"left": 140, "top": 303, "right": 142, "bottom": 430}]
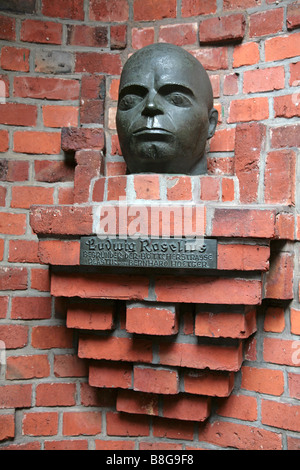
[{"left": 141, "top": 90, "right": 163, "bottom": 117}]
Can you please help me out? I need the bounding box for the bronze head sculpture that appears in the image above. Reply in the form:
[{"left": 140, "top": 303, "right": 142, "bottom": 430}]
[{"left": 116, "top": 43, "right": 218, "bottom": 175}]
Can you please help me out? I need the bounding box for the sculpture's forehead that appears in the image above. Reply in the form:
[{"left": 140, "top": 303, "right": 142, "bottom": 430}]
[{"left": 119, "top": 50, "right": 204, "bottom": 94}]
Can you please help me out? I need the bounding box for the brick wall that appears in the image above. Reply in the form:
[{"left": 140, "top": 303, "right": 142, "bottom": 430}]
[{"left": 0, "top": 0, "right": 300, "bottom": 451}]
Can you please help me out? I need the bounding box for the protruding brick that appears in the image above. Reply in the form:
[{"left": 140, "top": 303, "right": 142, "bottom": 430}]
[
  {"left": 200, "top": 14, "right": 245, "bottom": 44},
  {"left": 106, "top": 411, "right": 150, "bottom": 437},
  {"left": 218, "top": 243, "right": 270, "bottom": 271},
  {"left": 264, "top": 251, "right": 294, "bottom": 300},
  {"left": 287, "top": 2, "right": 300, "bottom": 30},
  {"left": 126, "top": 302, "right": 178, "bottom": 335},
  {"left": 117, "top": 390, "right": 159, "bottom": 417},
  {"left": 162, "top": 394, "right": 210, "bottom": 422},
  {"left": 134, "top": 366, "right": 179, "bottom": 394},
  {"left": 38, "top": 240, "right": 80, "bottom": 265},
  {"left": 184, "top": 370, "right": 234, "bottom": 397},
  {"left": 61, "top": 127, "right": 105, "bottom": 152},
  {"left": 67, "top": 300, "right": 115, "bottom": 330},
  {"left": 30, "top": 206, "right": 93, "bottom": 236},
  {"left": 195, "top": 307, "right": 257, "bottom": 339},
  {"left": 211, "top": 208, "right": 276, "bottom": 238}
]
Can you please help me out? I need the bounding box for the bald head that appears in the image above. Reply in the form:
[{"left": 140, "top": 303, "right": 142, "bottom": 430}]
[{"left": 116, "top": 43, "right": 218, "bottom": 175}]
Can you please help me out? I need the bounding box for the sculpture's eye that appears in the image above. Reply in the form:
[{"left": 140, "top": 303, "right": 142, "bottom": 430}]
[
  {"left": 118, "top": 94, "right": 143, "bottom": 110},
  {"left": 165, "top": 92, "right": 192, "bottom": 108}
]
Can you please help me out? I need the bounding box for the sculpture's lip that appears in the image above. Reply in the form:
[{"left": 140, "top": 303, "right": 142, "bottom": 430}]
[{"left": 133, "top": 127, "right": 173, "bottom": 136}]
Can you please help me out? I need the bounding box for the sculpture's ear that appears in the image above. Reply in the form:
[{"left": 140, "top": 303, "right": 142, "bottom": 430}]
[{"left": 207, "top": 108, "right": 218, "bottom": 140}]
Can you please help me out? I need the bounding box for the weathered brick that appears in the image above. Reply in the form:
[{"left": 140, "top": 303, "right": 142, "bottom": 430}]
[
  {"left": 111, "top": 24, "right": 127, "bottom": 49},
  {"left": 75, "top": 52, "right": 121, "bottom": 74},
  {"left": 0, "top": 15, "right": 16, "bottom": 41},
  {"left": 249, "top": 9, "right": 284, "bottom": 37},
  {"left": 0, "top": 212, "right": 27, "bottom": 235},
  {"left": 287, "top": 2, "right": 300, "bottom": 30},
  {"left": 117, "top": 390, "right": 159, "bottom": 417},
  {"left": 133, "top": 0, "right": 176, "bottom": 21},
  {"left": 1, "top": 46, "right": 30, "bottom": 72},
  {"left": 0, "top": 384, "right": 32, "bottom": 409},
  {"left": 0, "top": 130, "right": 9, "bottom": 153},
  {"left": 216, "top": 394, "right": 257, "bottom": 421},
  {"left": 166, "top": 176, "right": 192, "bottom": 201},
  {"left": 89, "top": 362, "right": 132, "bottom": 389},
  {"left": 270, "top": 124, "right": 300, "bottom": 149},
  {"left": 263, "top": 337, "right": 298, "bottom": 366},
  {"left": 42, "top": 0, "right": 84, "bottom": 20},
  {"left": 34, "top": 160, "right": 74, "bottom": 183},
  {"left": 262, "top": 400, "right": 300, "bottom": 432},
  {"left": 0, "top": 267, "right": 27, "bottom": 291},
  {"left": 191, "top": 47, "right": 228, "bottom": 70},
  {"left": 195, "top": 308, "right": 256, "bottom": 339},
  {"left": 134, "top": 366, "right": 179, "bottom": 394},
  {"left": 20, "top": 19, "right": 62, "bottom": 45},
  {"left": 89, "top": 0, "right": 129, "bottom": 21},
  {"left": 31, "top": 326, "right": 73, "bottom": 350},
  {"left": 14, "top": 76, "right": 80, "bottom": 100},
  {"left": 264, "top": 251, "right": 294, "bottom": 300},
  {"left": 14, "top": 131, "right": 61, "bottom": 155},
  {"left": 67, "top": 300, "right": 115, "bottom": 330},
  {"left": 264, "top": 150, "right": 296, "bottom": 205},
  {"left": 6, "top": 355, "right": 50, "bottom": 380},
  {"left": 106, "top": 411, "right": 150, "bottom": 437},
  {"left": 132, "top": 27, "right": 155, "bottom": 49},
  {"left": 63, "top": 411, "right": 102, "bottom": 436},
  {"left": 0, "top": 324, "right": 28, "bottom": 349},
  {"left": 43, "top": 105, "right": 78, "bottom": 128},
  {"left": 0, "top": 413, "right": 15, "bottom": 441},
  {"left": 9, "top": 240, "right": 39, "bottom": 263},
  {"left": 274, "top": 94, "right": 300, "bottom": 118},
  {"left": 67, "top": 25, "right": 108, "bottom": 47},
  {"left": 22, "top": 412, "right": 58, "bottom": 436},
  {"left": 30, "top": 206, "right": 93, "bottom": 236},
  {"left": 11, "top": 296, "right": 52, "bottom": 320},
  {"left": 200, "top": 14, "right": 245, "bottom": 44},
  {"left": 265, "top": 32, "right": 300, "bottom": 62},
  {"left": 61, "top": 127, "right": 105, "bottom": 152},
  {"left": 228, "top": 97, "right": 269, "bottom": 123},
  {"left": 243, "top": 67, "right": 284, "bottom": 93},
  {"left": 38, "top": 240, "right": 80, "bottom": 265},
  {"left": 184, "top": 370, "right": 234, "bottom": 397},
  {"left": 35, "top": 50, "right": 74, "bottom": 74},
  {"left": 211, "top": 208, "right": 275, "bottom": 238},
  {"left": 159, "top": 23, "right": 197, "bottom": 46},
  {"left": 181, "top": 0, "right": 216, "bottom": 17},
  {"left": 11, "top": 186, "right": 54, "bottom": 209},
  {"left": 78, "top": 335, "right": 152, "bottom": 363},
  {"left": 241, "top": 366, "right": 284, "bottom": 396}
]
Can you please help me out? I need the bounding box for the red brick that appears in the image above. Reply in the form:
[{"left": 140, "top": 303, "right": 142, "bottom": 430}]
[
  {"left": 155, "top": 276, "right": 262, "bottom": 305},
  {"left": 153, "top": 417, "right": 194, "bottom": 441},
  {"left": 271, "top": 124, "right": 300, "bottom": 149},
  {"left": 92, "top": 177, "right": 105, "bottom": 202},
  {"left": 43, "top": 105, "right": 78, "bottom": 128},
  {"left": 195, "top": 308, "right": 256, "bottom": 339},
  {"left": 67, "top": 24, "right": 108, "bottom": 48},
  {"left": 228, "top": 97, "right": 269, "bottom": 123},
  {"left": 80, "top": 99, "right": 104, "bottom": 125},
  {"left": 166, "top": 176, "right": 192, "bottom": 201},
  {"left": 111, "top": 24, "right": 127, "bottom": 49},
  {"left": 265, "top": 32, "right": 300, "bottom": 62},
  {"left": 6, "top": 355, "right": 50, "bottom": 380},
  {"left": 30, "top": 206, "right": 93, "bottom": 236},
  {"left": 288, "top": 373, "right": 300, "bottom": 399},
  {"left": 78, "top": 335, "right": 152, "bottom": 364},
  {"left": 200, "top": 14, "right": 245, "bottom": 44},
  {"left": 181, "top": 0, "right": 216, "bottom": 17},
  {"left": 291, "top": 308, "right": 300, "bottom": 335},
  {"left": 200, "top": 176, "right": 220, "bottom": 201},
  {"left": 1, "top": 46, "right": 30, "bottom": 72},
  {"left": 221, "top": 177, "right": 235, "bottom": 202},
  {"left": 54, "top": 354, "right": 88, "bottom": 378},
  {"left": 117, "top": 390, "right": 159, "bottom": 417},
  {"left": 249, "top": 9, "right": 284, "bottom": 37},
  {"left": 14, "top": 76, "right": 80, "bottom": 100},
  {"left": 223, "top": 73, "right": 239, "bottom": 95},
  {"left": 31, "top": 268, "right": 50, "bottom": 292},
  {"left": 134, "top": 174, "right": 160, "bottom": 200},
  {"left": 34, "top": 160, "right": 74, "bottom": 183},
  {"left": 132, "top": 27, "right": 155, "bottom": 49},
  {"left": 9, "top": 240, "right": 39, "bottom": 263},
  {"left": 31, "top": 326, "right": 73, "bottom": 350},
  {"left": 264, "top": 251, "right": 294, "bottom": 300},
  {"left": 11, "top": 186, "right": 54, "bottom": 209},
  {"left": 126, "top": 303, "right": 178, "bottom": 335},
  {"left": 235, "top": 122, "right": 266, "bottom": 203},
  {"left": 95, "top": 440, "right": 135, "bottom": 450},
  {"left": 159, "top": 23, "right": 197, "bottom": 46},
  {"left": 191, "top": 47, "right": 228, "bottom": 71},
  {"left": 211, "top": 208, "right": 275, "bottom": 238},
  {"left": 0, "top": 295, "right": 8, "bottom": 318},
  {"left": 223, "top": 0, "right": 261, "bottom": 9},
  {"left": 264, "top": 150, "right": 296, "bottom": 205},
  {"left": 0, "top": 266, "right": 27, "bottom": 291},
  {"left": 22, "top": 412, "right": 58, "bottom": 436},
  {"left": 134, "top": 366, "right": 179, "bottom": 394},
  {"left": 51, "top": 272, "right": 149, "bottom": 300},
  {"left": 75, "top": 52, "right": 121, "bottom": 74},
  {"left": 158, "top": 341, "right": 243, "bottom": 371},
  {"left": 241, "top": 366, "right": 284, "bottom": 396},
  {"left": 275, "top": 212, "right": 295, "bottom": 240},
  {"left": 67, "top": 300, "right": 115, "bottom": 330},
  {"left": 11, "top": 296, "right": 51, "bottom": 320},
  {"left": 0, "top": 186, "right": 6, "bottom": 206},
  {"left": 209, "top": 128, "right": 235, "bottom": 152},
  {"left": 287, "top": 2, "right": 300, "bottom": 30},
  {"left": 233, "top": 42, "right": 260, "bottom": 67},
  {"left": 14, "top": 131, "right": 61, "bottom": 155},
  {"left": 264, "top": 306, "right": 285, "bottom": 333},
  {"left": 0, "top": 15, "right": 16, "bottom": 41},
  {"left": 263, "top": 337, "right": 298, "bottom": 366},
  {"left": 198, "top": 420, "right": 282, "bottom": 450},
  {"left": 38, "top": 240, "right": 80, "bottom": 265},
  {"left": 140, "top": 442, "right": 183, "bottom": 451},
  {"left": 42, "top": 0, "right": 84, "bottom": 20},
  {"left": 290, "top": 61, "right": 300, "bottom": 86},
  {"left": 134, "top": 0, "right": 176, "bottom": 21},
  {"left": 163, "top": 395, "right": 210, "bottom": 422},
  {"left": 184, "top": 370, "right": 234, "bottom": 397},
  {"left": 45, "top": 440, "right": 88, "bottom": 450},
  {"left": 63, "top": 411, "right": 102, "bottom": 436},
  {"left": 21, "top": 19, "right": 62, "bottom": 45},
  {"left": 107, "top": 175, "right": 127, "bottom": 200},
  {"left": 58, "top": 187, "right": 74, "bottom": 205},
  {"left": 61, "top": 127, "right": 105, "bottom": 152},
  {"left": 0, "top": 413, "right": 15, "bottom": 441},
  {"left": 106, "top": 411, "right": 150, "bottom": 437},
  {"left": 274, "top": 94, "right": 300, "bottom": 118},
  {"left": 81, "top": 74, "right": 106, "bottom": 99},
  {"left": 89, "top": 0, "right": 129, "bottom": 21},
  {"left": 0, "top": 384, "right": 32, "bottom": 409},
  {"left": 0, "top": 239, "right": 3, "bottom": 263},
  {"left": 262, "top": 400, "right": 300, "bottom": 432},
  {"left": 287, "top": 436, "right": 300, "bottom": 450},
  {"left": 36, "top": 383, "right": 76, "bottom": 407},
  {"left": 243, "top": 67, "right": 285, "bottom": 93},
  {"left": 0, "top": 130, "right": 9, "bottom": 153},
  {"left": 0, "top": 324, "right": 28, "bottom": 349},
  {"left": 89, "top": 362, "right": 132, "bottom": 389},
  {"left": 207, "top": 156, "right": 234, "bottom": 175},
  {"left": 216, "top": 394, "right": 257, "bottom": 421},
  {"left": 0, "top": 212, "right": 26, "bottom": 235}
]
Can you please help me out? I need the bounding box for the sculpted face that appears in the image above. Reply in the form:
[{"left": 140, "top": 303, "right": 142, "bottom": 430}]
[{"left": 116, "top": 43, "right": 218, "bottom": 175}]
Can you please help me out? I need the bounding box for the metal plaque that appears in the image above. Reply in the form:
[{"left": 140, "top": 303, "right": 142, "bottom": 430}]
[{"left": 80, "top": 237, "right": 217, "bottom": 269}]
